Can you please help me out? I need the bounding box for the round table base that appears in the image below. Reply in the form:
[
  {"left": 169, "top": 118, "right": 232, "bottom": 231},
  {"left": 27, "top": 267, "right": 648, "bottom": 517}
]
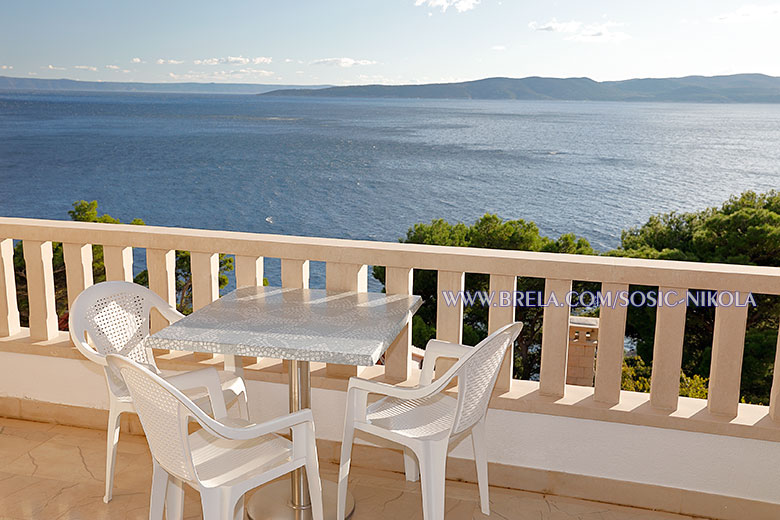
[{"left": 246, "top": 480, "right": 355, "bottom": 520}]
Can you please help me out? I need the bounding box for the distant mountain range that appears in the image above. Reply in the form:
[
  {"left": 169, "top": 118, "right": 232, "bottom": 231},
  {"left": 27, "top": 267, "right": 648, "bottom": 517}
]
[
  {"left": 4, "top": 73, "right": 780, "bottom": 102},
  {"left": 261, "top": 74, "right": 780, "bottom": 103},
  {"left": 0, "top": 76, "right": 329, "bottom": 94}
]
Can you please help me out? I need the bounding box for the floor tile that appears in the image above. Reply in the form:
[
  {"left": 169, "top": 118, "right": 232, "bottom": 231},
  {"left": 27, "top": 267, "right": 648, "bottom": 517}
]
[{"left": 0, "top": 419, "right": 701, "bottom": 520}]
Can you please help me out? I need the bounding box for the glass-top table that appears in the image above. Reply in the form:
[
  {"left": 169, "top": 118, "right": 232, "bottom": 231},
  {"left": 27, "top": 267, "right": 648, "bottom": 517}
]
[{"left": 148, "top": 285, "right": 422, "bottom": 520}]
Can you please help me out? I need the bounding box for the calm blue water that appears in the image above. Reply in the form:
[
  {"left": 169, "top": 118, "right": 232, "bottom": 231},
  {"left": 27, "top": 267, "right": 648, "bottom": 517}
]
[{"left": 1, "top": 91, "right": 779, "bottom": 288}]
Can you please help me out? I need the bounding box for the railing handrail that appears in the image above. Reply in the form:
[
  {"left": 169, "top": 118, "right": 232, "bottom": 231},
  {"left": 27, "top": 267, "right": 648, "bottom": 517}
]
[{"left": 2, "top": 217, "right": 779, "bottom": 293}]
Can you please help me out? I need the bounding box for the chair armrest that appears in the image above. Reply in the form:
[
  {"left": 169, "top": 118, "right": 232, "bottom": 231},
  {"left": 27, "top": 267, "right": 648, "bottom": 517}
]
[
  {"left": 69, "top": 335, "right": 109, "bottom": 367},
  {"left": 201, "top": 409, "right": 315, "bottom": 441},
  {"left": 166, "top": 367, "right": 228, "bottom": 419},
  {"left": 420, "top": 340, "right": 473, "bottom": 385},
  {"left": 347, "top": 369, "right": 457, "bottom": 401}
]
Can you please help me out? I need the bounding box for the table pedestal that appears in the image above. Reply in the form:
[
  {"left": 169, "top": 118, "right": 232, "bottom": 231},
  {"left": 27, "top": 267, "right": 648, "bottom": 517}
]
[{"left": 247, "top": 360, "right": 356, "bottom": 520}]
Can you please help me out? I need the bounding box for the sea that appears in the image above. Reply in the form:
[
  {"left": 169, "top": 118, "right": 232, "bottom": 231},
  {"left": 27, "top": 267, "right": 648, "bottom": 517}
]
[{"left": 1, "top": 91, "right": 779, "bottom": 289}]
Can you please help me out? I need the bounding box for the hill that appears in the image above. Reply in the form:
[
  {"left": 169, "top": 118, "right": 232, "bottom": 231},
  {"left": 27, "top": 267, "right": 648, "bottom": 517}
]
[
  {"left": 260, "top": 74, "right": 780, "bottom": 103},
  {"left": 0, "top": 76, "right": 329, "bottom": 95}
]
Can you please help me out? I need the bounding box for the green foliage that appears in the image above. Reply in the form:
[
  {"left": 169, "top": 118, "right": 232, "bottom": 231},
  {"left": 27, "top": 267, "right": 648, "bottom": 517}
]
[
  {"left": 621, "top": 355, "right": 709, "bottom": 399},
  {"left": 612, "top": 190, "right": 780, "bottom": 404},
  {"left": 373, "top": 213, "right": 595, "bottom": 380},
  {"left": 679, "top": 373, "right": 709, "bottom": 399},
  {"left": 621, "top": 356, "right": 652, "bottom": 393}
]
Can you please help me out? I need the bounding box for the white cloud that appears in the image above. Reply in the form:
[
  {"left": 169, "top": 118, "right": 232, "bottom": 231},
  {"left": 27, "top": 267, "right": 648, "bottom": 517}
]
[
  {"left": 169, "top": 68, "right": 275, "bottom": 82},
  {"left": 491, "top": 45, "right": 506, "bottom": 51},
  {"left": 713, "top": 4, "right": 780, "bottom": 23},
  {"left": 528, "top": 19, "right": 582, "bottom": 33},
  {"left": 284, "top": 58, "right": 294, "bottom": 63},
  {"left": 568, "top": 22, "right": 629, "bottom": 42},
  {"left": 529, "top": 18, "right": 629, "bottom": 42},
  {"left": 311, "top": 57, "right": 377, "bottom": 67},
  {"left": 156, "top": 59, "right": 184, "bottom": 65},
  {"left": 415, "top": 0, "right": 480, "bottom": 13},
  {"left": 0, "top": 65, "right": 12, "bottom": 70},
  {"left": 131, "top": 57, "right": 142, "bottom": 63},
  {"left": 193, "top": 56, "right": 272, "bottom": 65},
  {"left": 105, "top": 65, "right": 120, "bottom": 70},
  {"left": 47, "top": 64, "right": 66, "bottom": 70},
  {"left": 74, "top": 65, "right": 98, "bottom": 71}
]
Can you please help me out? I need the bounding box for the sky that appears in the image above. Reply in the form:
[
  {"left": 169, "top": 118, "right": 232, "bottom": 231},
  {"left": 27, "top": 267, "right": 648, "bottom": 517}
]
[{"left": 1, "top": 1, "right": 779, "bottom": 85}]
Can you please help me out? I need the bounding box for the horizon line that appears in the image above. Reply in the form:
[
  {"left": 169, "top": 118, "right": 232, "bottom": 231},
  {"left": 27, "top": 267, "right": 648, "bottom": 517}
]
[{"left": 1, "top": 71, "right": 777, "bottom": 89}]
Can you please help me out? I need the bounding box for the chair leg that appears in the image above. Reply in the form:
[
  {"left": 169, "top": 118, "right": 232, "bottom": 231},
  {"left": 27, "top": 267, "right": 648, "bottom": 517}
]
[
  {"left": 471, "top": 420, "right": 490, "bottom": 515},
  {"left": 149, "top": 460, "right": 168, "bottom": 520},
  {"left": 201, "top": 489, "right": 232, "bottom": 520},
  {"left": 403, "top": 447, "right": 420, "bottom": 482},
  {"left": 305, "top": 424, "right": 324, "bottom": 520},
  {"left": 336, "top": 423, "right": 355, "bottom": 520},
  {"left": 103, "top": 406, "right": 122, "bottom": 503},
  {"left": 166, "top": 476, "right": 185, "bottom": 520},
  {"left": 418, "top": 441, "right": 448, "bottom": 520}
]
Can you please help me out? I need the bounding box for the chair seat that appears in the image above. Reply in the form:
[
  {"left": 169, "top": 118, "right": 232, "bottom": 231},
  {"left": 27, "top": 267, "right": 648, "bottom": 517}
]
[
  {"left": 364, "top": 394, "right": 456, "bottom": 440},
  {"left": 190, "top": 418, "right": 293, "bottom": 488}
]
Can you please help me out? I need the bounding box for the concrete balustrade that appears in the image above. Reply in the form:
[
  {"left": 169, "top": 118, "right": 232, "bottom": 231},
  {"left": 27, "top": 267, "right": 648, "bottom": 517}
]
[
  {"left": 2, "top": 217, "right": 780, "bottom": 445},
  {"left": 325, "top": 261, "right": 368, "bottom": 377},
  {"left": 23, "top": 240, "right": 58, "bottom": 341},
  {"left": 539, "top": 278, "right": 573, "bottom": 398},
  {"left": 146, "top": 248, "right": 176, "bottom": 334},
  {"left": 708, "top": 296, "right": 750, "bottom": 418},
  {"left": 649, "top": 288, "right": 688, "bottom": 411},
  {"left": 103, "top": 245, "right": 133, "bottom": 282},
  {"left": 594, "top": 282, "right": 628, "bottom": 404},
  {"left": 384, "top": 266, "right": 414, "bottom": 382},
  {"left": 189, "top": 251, "right": 219, "bottom": 360},
  {"left": 0, "top": 238, "right": 20, "bottom": 337},
  {"left": 62, "top": 243, "right": 93, "bottom": 310},
  {"left": 281, "top": 258, "right": 309, "bottom": 289},
  {"left": 235, "top": 255, "right": 264, "bottom": 288},
  {"left": 435, "top": 270, "right": 464, "bottom": 379},
  {"left": 488, "top": 274, "right": 517, "bottom": 391}
]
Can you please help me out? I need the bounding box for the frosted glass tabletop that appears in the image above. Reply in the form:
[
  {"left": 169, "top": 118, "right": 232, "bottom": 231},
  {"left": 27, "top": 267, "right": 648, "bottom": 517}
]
[{"left": 147, "top": 286, "right": 422, "bottom": 366}]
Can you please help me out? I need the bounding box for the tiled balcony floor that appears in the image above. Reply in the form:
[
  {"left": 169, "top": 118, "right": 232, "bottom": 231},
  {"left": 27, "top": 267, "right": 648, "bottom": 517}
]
[{"left": 0, "top": 417, "right": 701, "bottom": 520}]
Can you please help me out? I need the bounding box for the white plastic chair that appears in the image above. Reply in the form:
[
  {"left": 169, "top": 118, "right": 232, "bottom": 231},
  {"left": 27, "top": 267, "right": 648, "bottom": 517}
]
[
  {"left": 106, "top": 354, "right": 323, "bottom": 520},
  {"left": 337, "top": 321, "right": 523, "bottom": 520},
  {"left": 68, "top": 280, "right": 249, "bottom": 503}
]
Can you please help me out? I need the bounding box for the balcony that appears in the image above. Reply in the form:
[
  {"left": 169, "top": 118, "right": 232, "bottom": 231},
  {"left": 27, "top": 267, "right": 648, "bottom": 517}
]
[{"left": 2, "top": 217, "right": 780, "bottom": 520}]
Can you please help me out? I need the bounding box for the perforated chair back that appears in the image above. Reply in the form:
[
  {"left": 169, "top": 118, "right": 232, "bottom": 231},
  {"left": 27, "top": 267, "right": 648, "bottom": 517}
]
[
  {"left": 107, "top": 355, "right": 199, "bottom": 482},
  {"left": 70, "top": 281, "right": 165, "bottom": 395},
  {"left": 451, "top": 322, "right": 522, "bottom": 435}
]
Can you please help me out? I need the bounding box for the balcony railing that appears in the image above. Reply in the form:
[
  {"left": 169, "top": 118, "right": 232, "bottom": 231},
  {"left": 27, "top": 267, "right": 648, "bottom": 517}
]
[{"left": 2, "top": 216, "right": 780, "bottom": 444}]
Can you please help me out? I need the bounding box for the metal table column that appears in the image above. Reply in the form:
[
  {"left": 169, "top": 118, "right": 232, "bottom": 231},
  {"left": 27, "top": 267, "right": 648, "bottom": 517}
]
[{"left": 246, "top": 360, "right": 355, "bottom": 520}]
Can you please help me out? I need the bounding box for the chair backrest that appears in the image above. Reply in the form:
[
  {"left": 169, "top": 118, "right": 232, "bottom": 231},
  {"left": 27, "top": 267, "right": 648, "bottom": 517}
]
[
  {"left": 451, "top": 322, "right": 523, "bottom": 435},
  {"left": 69, "top": 281, "right": 164, "bottom": 394},
  {"left": 106, "top": 354, "right": 199, "bottom": 482}
]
